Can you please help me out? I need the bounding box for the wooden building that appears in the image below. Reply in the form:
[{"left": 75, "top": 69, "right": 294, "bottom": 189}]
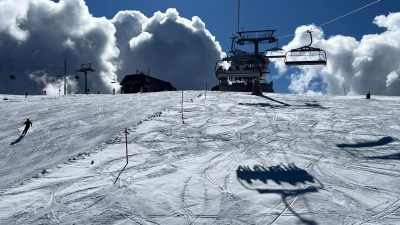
[{"left": 120, "top": 73, "right": 176, "bottom": 93}]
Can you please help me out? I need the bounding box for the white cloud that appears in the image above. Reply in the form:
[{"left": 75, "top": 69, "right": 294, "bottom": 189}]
[
  {"left": 273, "top": 12, "right": 400, "bottom": 96},
  {"left": 386, "top": 71, "right": 399, "bottom": 87},
  {"left": 0, "top": 0, "right": 119, "bottom": 95},
  {"left": 113, "top": 8, "right": 224, "bottom": 90},
  {"left": 0, "top": 0, "right": 30, "bottom": 42}
]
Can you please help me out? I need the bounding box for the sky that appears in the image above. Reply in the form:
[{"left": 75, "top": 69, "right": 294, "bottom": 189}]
[
  {"left": 1, "top": 91, "right": 400, "bottom": 224},
  {"left": 0, "top": 0, "right": 400, "bottom": 95}
]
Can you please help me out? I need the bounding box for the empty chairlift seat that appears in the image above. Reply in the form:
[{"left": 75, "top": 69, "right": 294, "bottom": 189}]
[
  {"left": 284, "top": 47, "right": 327, "bottom": 66},
  {"left": 284, "top": 30, "right": 327, "bottom": 66}
]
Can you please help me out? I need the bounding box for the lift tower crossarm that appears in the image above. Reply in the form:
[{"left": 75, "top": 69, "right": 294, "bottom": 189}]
[
  {"left": 76, "top": 63, "right": 95, "bottom": 94},
  {"left": 236, "top": 30, "right": 278, "bottom": 56}
]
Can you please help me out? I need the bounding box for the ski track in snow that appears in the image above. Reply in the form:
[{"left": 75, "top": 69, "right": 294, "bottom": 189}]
[{"left": 0, "top": 92, "right": 400, "bottom": 224}]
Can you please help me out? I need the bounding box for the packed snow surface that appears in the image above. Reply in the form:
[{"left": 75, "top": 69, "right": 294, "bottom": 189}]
[{"left": 0, "top": 91, "right": 399, "bottom": 224}]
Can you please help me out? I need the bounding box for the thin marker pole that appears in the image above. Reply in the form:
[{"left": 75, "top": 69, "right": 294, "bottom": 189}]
[
  {"left": 205, "top": 82, "right": 207, "bottom": 99},
  {"left": 125, "top": 128, "right": 128, "bottom": 164},
  {"left": 113, "top": 128, "right": 129, "bottom": 184},
  {"left": 181, "top": 90, "right": 183, "bottom": 113}
]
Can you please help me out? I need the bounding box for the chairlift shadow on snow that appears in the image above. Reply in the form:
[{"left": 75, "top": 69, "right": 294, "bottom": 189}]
[
  {"left": 366, "top": 152, "right": 400, "bottom": 160},
  {"left": 236, "top": 163, "right": 323, "bottom": 225},
  {"left": 238, "top": 101, "right": 326, "bottom": 109},
  {"left": 303, "top": 102, "right": 327, "bottom": 109},
  {"left": 10, "top": 135, "right": 24, "bottom": 145},
  {"left": 336, "top": 136, "right": 394, "bottom": 148},
  {"left": 336, "top": 136, "right": 399, "bottom": 160}
]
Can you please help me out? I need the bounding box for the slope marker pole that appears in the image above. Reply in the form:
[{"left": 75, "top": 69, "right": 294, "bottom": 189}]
[
  {"left": 181, "top": 90, "right": 183, "bottom": 113},
  {"left": 114, "top": 128, "right": 129, "bottom": 184},
  {"left": 205, "top": 82, "right": 207, "bottom": 99}
]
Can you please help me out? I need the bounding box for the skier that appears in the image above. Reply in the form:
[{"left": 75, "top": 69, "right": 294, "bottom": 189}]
[
  {"left": 113, "top": 88, "right": 115, "bottom": 95},
  {"left": 25, "top": 92, "right": 28, "bottom": 98},
  {"left": 21, "top": 119, "right": 32, "bottom": 136}
]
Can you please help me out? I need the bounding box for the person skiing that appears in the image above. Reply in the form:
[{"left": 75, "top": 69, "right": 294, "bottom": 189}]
[
  {"left": 22, "top": 119, "right": 32, "bottom": 136},
  {"left": 112, "top": 88, "right": 115, "bottom": 95}
]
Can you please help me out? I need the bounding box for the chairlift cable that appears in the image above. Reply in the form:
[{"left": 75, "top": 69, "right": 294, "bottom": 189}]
[
  {"left": 277, "top": 0, "right": 383, "bottom": 39},
  {"left": 0, "top": 65, "right": 77, "bottom": 72}
]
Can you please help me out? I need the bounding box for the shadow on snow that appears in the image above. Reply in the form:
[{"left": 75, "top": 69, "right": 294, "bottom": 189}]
[
  {"left": 239, "top": 95, "right": 326, "bottom": 109},
  {"left": 10, "top": 135, "right": 24, "bottom": 146},
  {"left": 366, "top": 152, "right": 400, "bottom": 160},
  {"left": 336, "top": 136, "right": 394, "bottom": 148},
  {"left": 260, "top": 95, "right": 291, "bottom": 106},
  {"left": 236, "top": 163, "right": 322, "bottom": 225},
  {"left": 336, "top": 136, "right": 400, "bottom": 160}
]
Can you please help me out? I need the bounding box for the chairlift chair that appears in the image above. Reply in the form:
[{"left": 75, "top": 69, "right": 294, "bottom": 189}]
[
  {"left": 265, "top": 47, "right": 286, "bottom": 59},
  {"left": 215, "top": 58, "right": 268, "bottom": 79},
  {"left": 111, "top": 75, "right": 116, "bottom": 83},
  {"left": 9, "top": 69, "right": 16, "bottom": 80},
  {"left": 57, "top": 69, "right": 63, "bottom": 77},
  {"left": 74, "top": 72, "right": 80, "bottom": 79},
  {"left": 264, "top": 41, "right": 286, "bottom": 58},
  {"left": 284, "top": 30, "right": 327, "bottom": 66}
]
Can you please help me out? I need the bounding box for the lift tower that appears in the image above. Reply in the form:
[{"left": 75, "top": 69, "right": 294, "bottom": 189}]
[{"left": 76, "top": 63, "right": 95, "bottom": 94}]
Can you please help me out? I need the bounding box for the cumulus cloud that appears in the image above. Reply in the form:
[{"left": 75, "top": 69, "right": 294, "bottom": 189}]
[
  {"left": 112, "top": 8, "right": 224, "bottom": 90},
  {"left": 386, "top": 71, "right": 399, "bottom": 87},
  {"left": 272, "top": 12, "right": 400, "bottom": 96},
  {"left": 0, "top": 0, "right": 118, "bottom": 95},
  {"left": 0, "top": 1, "right": 225, "bottom": 95}
]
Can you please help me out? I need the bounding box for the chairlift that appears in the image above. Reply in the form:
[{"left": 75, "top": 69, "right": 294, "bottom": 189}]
[
  {"left": 9, "top": 69, "right": 16, "bottom": 80},
  {"left": 264, "top": 41, "right": 286, "bottom": 58},
  {"left": 284, "top": 30, "right": 327, "bottom": 66},
  {"left": 215, "top": 59, "right": 267, "bottom": 79},
  {"left": 57, "top": 69, "right": 63, "bottom": 77},
  {"left": 265, "top": 47, "right": 286, "bottom": 58},
  {"left": 74, "top": 72, "right": 80, "bottom": 79},
  {"left": 111, "top": 75, "right": 116, "bottom": 83}
]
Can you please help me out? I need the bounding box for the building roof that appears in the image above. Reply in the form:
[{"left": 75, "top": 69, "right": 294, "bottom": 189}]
[{"left": 120, "top": 73, "right": 175, "bottom": 89}]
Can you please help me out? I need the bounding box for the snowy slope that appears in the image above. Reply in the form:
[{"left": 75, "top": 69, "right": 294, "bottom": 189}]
[{"left": 0, "top": 91, "right": 399, "bottom": 225}]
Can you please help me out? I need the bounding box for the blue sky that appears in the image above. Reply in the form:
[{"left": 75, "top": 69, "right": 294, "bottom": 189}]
[{"left": 82, "top": 0, "right": 397, "bottom": 93}]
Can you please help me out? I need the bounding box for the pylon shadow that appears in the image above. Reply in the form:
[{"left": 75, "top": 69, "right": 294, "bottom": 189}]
[{"left": 260, "top": 95, "right": 291, "bottom": 106}]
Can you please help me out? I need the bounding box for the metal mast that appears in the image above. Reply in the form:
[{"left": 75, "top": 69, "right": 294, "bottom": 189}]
[
  {"left": 64, "top": 57, "right": 67, "bottom": 95},
  {"left": 76, "top": 63, "right": 95, "bottom": 94}
]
